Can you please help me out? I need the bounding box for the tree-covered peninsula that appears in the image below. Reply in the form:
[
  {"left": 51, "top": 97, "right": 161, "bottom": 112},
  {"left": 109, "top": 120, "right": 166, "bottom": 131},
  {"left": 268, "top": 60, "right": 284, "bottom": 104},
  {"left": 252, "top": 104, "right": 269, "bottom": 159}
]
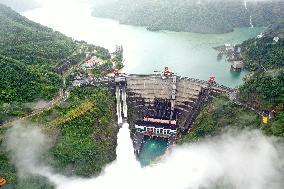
[
  {"left": 239, "top": 21, "right": 284, "bottom": 137},
  {"left": 182, "top": 21, "right": 284, "bottom": 143},
  {"left": 0, "top": 4, "right": 122, "bottom": 123}
]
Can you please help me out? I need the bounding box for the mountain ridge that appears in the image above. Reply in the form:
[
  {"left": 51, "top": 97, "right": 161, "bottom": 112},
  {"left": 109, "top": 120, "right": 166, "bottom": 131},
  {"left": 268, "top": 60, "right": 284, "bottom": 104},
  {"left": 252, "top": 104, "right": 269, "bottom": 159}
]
[{"left": 92, "top": 0, "right": 284, "bottom": 34}]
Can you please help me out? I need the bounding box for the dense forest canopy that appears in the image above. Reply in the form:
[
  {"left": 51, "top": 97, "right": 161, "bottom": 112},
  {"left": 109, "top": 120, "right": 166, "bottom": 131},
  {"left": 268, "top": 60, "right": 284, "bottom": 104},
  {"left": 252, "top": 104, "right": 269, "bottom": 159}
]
[
  {"left": 0, "top": 4, "right": 77, "bottom": 122},
  {"left": 0, "top": 87, "right": 118, "bottom": 188},
  {"left": 0, "top": 4, "right": 77, "bottom": 66},
  {"left": 238, "top": 21, "right": 284, "bottom": 137},
  {"left": 0, "top": 55, "right": 61, "bottom": 103},
  {"left": 92, "top": 0, "right": 284, "bottom": 33},
  {"left": 241, "top": 36, "right": 284, "bottom": 70}
]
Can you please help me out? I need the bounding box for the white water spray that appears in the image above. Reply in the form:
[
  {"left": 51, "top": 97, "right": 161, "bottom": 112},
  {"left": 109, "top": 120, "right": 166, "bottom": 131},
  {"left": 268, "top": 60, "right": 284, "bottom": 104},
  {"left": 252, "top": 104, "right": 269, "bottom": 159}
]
[
  {"left": 6, "top": 123, "right": 284, "bottom": 189},
  {"left": 55, "top": 122, "right": 142, "bottom": 189},
  {"left": 114, "top": 123, "right": 137, "bottom": 166},
  {"left": 244, "top": 0, "right": 247, "bottom": 9},
  {"left": 250, "top": 15, "right": 254, "bottom": 28},
  {"left": 4, "top": 80, "right": 284, "bottom": 189},
  {"left": 115, "top": 86, "right": 123, "bottom": 124},
  {"left": 121, "top": 87, "right": 128, "bottom": 118}
]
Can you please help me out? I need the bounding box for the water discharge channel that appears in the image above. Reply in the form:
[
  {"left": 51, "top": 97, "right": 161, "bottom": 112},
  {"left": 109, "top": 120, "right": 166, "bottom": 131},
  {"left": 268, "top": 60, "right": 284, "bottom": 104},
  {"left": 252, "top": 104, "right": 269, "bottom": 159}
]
[{"left": 115, "top": 82, "right": 168, "bottom": 165}]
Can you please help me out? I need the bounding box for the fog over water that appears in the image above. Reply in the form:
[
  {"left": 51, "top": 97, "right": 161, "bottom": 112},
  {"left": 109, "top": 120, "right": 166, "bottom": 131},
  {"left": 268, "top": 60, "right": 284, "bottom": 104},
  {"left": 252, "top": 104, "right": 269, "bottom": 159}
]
[{"left": 5, "top": 123, "right": 284, "bottom": 189}]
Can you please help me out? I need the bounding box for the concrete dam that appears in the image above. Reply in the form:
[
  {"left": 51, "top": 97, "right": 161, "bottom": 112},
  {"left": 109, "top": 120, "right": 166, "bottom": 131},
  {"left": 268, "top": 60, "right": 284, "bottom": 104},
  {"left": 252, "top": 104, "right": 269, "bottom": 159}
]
[
  {"left": 112, "top": 72, "right": 234, "bottom": 154},
  {"left": 70, "top": 68, "right": 234, "bottom": 155},
  {"left": 125, "top": 74, "right": 232, "bottom": 127}
]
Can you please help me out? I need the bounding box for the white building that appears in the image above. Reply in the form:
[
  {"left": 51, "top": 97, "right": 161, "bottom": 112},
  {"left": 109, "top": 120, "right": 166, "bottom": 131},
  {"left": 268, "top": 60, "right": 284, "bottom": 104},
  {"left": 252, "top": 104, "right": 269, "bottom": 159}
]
[
  {"left": 225, "top": 44, "right": 234, "bottom": 51},
  {"left": 135, "top": 118, "right": 178, "bottom": 137},
  {"left": 273, "top": 36, "right": 280, "bottom": 43},
  {"left": 257, "top": 33, "right": 264, "bottom": 39}
]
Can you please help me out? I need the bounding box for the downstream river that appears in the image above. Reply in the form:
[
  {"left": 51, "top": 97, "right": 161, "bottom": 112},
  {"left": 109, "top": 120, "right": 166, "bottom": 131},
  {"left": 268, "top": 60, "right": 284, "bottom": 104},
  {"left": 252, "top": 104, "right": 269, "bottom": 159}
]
[{"left": 22, "top": 1, "right": 265, "bottom": 165}]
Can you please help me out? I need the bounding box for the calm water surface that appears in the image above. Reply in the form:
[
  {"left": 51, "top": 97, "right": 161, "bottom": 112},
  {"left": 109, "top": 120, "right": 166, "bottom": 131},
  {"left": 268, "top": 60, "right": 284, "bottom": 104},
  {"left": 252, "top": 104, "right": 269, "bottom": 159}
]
[{"left": 22, "top": 2, "right": 265, "bottom": 88}]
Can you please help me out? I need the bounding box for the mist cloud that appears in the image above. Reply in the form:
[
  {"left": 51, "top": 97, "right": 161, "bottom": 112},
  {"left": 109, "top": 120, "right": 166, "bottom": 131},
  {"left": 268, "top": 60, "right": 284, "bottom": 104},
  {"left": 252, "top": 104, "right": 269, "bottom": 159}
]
[
  {"left": 4, "top": 123, "right": 69, "bottom": 186},
  {"left": 5, "top": 123, "right": 284, "bottom": 189},
  {"left": 5, "top": 124, "right": 50, "bottom": 177},
  {"left": 0, "top": 0, "right": 40, "bottom": 11}
]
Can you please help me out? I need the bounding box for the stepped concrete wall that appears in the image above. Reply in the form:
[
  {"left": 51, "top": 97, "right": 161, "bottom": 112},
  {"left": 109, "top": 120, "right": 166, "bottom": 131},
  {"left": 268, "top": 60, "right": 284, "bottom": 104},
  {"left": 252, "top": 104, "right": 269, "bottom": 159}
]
[
  {"left": 123, "top": 74, "right": 235, "bottom": 135},
  {"left": 125, "top": 74, "right": 233, "bottom": 130},
  {"left": 126, "top": 75, "right": 206, "bottom": 111}
]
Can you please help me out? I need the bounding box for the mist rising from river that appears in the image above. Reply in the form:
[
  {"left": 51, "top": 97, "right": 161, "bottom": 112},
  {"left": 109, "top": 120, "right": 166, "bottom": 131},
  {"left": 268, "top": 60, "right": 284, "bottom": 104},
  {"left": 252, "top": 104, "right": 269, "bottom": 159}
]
[{"left": 5, "top": 123, "right": 284, "bottom": 189}]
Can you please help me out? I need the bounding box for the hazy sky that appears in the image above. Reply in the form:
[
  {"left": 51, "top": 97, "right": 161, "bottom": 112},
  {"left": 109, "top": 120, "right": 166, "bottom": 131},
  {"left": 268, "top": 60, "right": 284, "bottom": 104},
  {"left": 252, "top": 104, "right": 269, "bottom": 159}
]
[{"left": 0, "top": 0, "right": 40, "bottom": 11}]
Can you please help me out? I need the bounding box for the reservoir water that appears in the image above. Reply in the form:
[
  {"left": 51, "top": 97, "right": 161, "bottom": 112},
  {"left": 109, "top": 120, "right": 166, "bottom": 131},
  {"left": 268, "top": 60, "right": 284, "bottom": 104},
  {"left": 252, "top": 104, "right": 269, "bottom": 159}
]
[
  {"left": 22, "top": 2, "right": 265, "bottom": 88},
  {"left": 21, "top": 1, "right": 265, "bottom": 165}
]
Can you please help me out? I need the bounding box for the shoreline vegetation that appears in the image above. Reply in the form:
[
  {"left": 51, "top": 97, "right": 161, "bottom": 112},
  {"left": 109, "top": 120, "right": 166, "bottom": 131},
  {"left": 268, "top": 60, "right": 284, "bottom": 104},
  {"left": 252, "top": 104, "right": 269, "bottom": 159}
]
[
  {"left": 182, "top": 21, "right": 284, "bottom": 143},
  {"left": 91, "top": 0, "right": 284, "bottom": 34},
  {"left": 0, "top": 4, "right": 124, "bottom": 124}
]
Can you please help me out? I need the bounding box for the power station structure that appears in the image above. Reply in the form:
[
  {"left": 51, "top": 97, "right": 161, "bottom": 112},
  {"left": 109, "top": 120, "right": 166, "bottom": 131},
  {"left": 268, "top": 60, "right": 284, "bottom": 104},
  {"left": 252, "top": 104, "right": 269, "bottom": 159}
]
[
  {"left": 133, "top": 68, "right": 178, "bottom": 139},
  {"left": 74, "top": 66, "right": 234, "bottom": 155},
  {"left": 111, "top": 67, "right": 233, "bottom": 154}
]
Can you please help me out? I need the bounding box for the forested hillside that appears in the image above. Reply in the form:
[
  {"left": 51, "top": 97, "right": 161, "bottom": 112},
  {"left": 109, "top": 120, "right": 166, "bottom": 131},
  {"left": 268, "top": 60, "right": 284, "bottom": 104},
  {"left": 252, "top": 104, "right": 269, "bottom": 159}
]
[
  {"left": 0, "top": 56, "right": 61, "bottom": 103},
  {"left": 0, "top": 4, "right": 120, "bottom": 188},
  {"left": 238, "top": 21, "right": 284, "bottom": 137},
  {"left": 92, "top": 0, "right": 284, "bottom": 34},
  {"left": 180, "top": 95, "right": 260, "bottom": 143},
  {"left": 182, "top": 21, "right": 284, "bottom": 143},
  {"left": 0, "top": 4, "right": 77, "bottom": 66},
  {"left": 0, "top": 87, "right": 118, "bottom": 189},
  {"left": 241, "top": 21, "right": 284, "bottom": 71},
  {"left": 0, "top": 4, "right": 77, "bottom": 122}
]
